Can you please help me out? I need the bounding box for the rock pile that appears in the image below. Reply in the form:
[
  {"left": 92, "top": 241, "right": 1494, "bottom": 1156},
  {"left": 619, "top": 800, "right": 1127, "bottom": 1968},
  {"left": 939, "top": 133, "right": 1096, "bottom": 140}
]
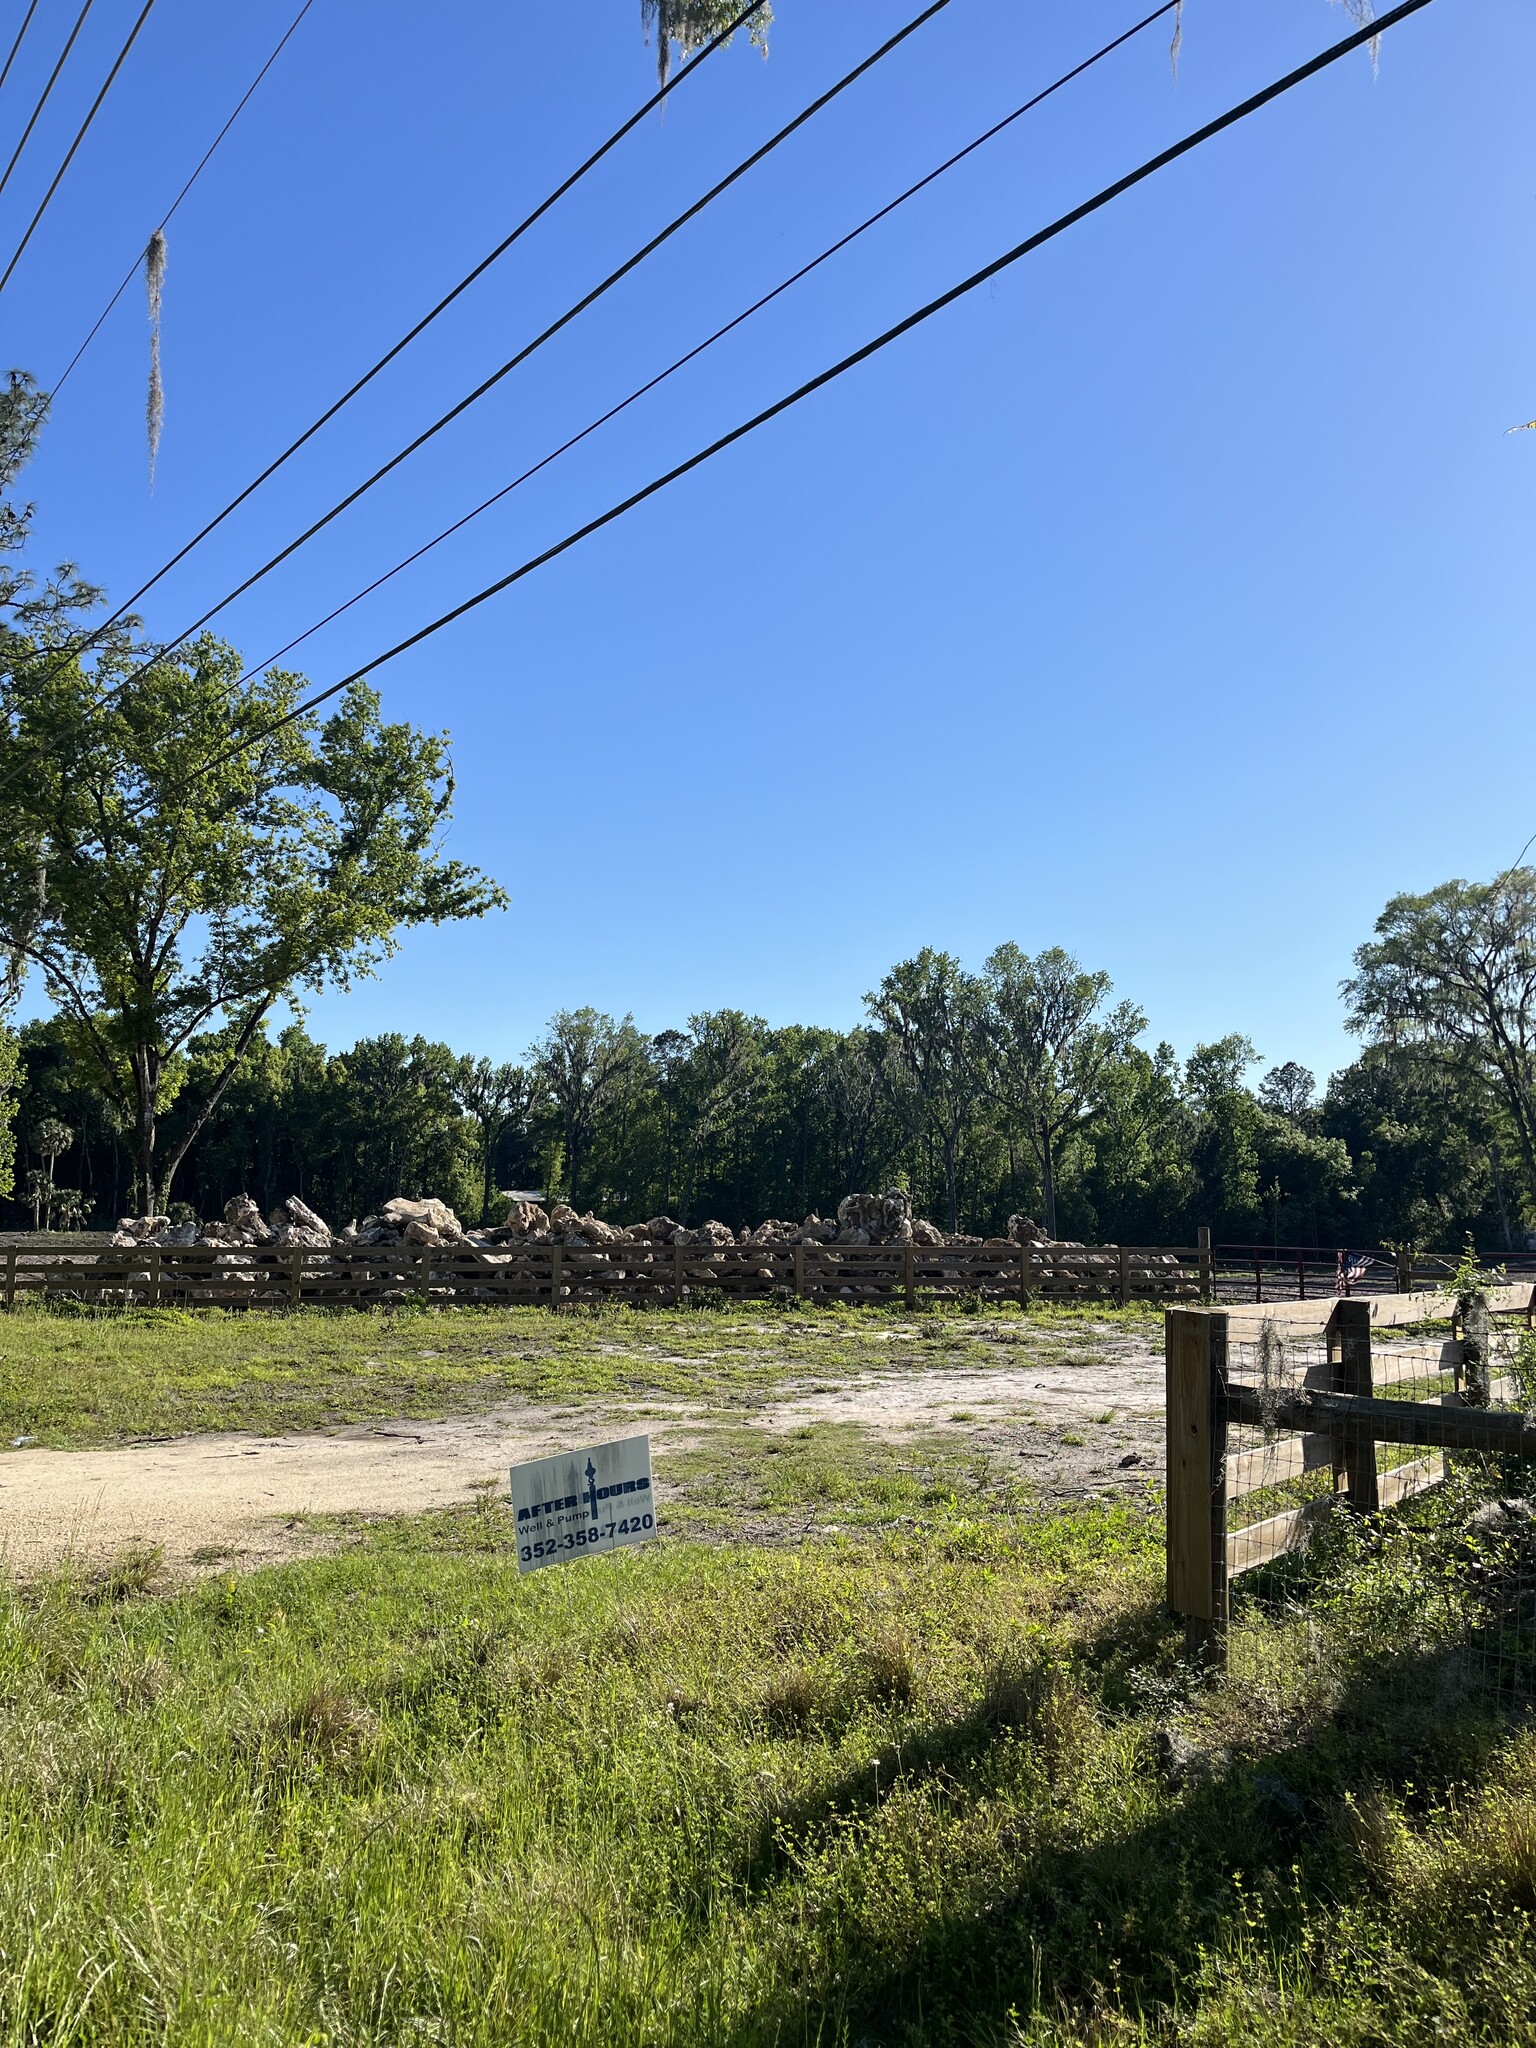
[
  {"left": 104, "top": 1187, "right": 1195, "bottom": 1301},
  {"left": 112, "top": 1194, "right": 333, "bottom": 1249}
]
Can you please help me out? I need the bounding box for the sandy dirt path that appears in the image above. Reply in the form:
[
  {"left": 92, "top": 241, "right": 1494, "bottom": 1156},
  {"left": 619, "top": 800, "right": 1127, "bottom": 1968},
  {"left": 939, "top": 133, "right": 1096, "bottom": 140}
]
[{"left": 0, "top": 1342, "right": 1166, "bottom": 1575}]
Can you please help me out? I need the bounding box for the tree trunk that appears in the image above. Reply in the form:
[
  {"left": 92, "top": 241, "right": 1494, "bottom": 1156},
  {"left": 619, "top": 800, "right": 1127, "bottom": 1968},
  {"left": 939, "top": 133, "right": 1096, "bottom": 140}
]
[
  {"left": 133, "top": 1049, "right": 160, "bottom": 1215},
  {"left": 1040, "top": 1119, "right": 1058, "bottom": 1240}
]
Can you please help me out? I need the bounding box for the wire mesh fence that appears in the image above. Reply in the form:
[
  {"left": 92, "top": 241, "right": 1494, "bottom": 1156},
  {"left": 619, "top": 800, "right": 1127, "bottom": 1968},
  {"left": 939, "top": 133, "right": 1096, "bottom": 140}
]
[{"left": 1216, "top": 1306, "right": 1536, "bottom": 1719}]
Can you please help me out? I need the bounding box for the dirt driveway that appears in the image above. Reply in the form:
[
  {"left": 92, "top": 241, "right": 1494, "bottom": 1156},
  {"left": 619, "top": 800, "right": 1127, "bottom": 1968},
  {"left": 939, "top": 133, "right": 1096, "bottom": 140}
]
[{"left": 0, "top": 1333, "right": 1165, "bottom": 1576}]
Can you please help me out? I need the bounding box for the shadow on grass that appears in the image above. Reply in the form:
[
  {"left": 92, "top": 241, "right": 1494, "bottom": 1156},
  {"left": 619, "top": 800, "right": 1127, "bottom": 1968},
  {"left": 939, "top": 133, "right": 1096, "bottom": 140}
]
[{"left": 718, "top": 1593, "right": 1533, "bottom": 2048}]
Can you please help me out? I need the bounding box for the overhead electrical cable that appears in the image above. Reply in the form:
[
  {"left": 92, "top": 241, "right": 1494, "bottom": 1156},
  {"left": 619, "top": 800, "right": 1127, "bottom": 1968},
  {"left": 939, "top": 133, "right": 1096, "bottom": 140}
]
[
  {"left": 30, "top": 0, "right": 769, "bottom": 685},
  {"left": 0, "top": 0, "right": 42, "bottom": 96},
  {"left": 151, "top": 0, "right": 1433, "bottom": 805},
  {"left": 226, "top": 0, "right": 1183, "bottom": 695},
  {"left": 0, "top": 0, "right": 96, "bottom": 210},
  {"left": 0, "top": 0, "right": 158, "bottom": 297},
  {"left": 49, "top": 0, "right": 319, "bottom": 399},
  {"left": 94, "top": 0, "right": 951, "bottom": 710}
]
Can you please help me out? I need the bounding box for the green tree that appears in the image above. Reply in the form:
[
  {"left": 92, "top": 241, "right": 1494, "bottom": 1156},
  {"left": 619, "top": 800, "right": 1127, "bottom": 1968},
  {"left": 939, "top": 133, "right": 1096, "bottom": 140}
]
[
  {"left": 665, "top": 1010, "right": 767, "bottom": 1223},
  {"left": 0, "top": 1027, "right": 17, "bottom": 1203},
  {"left": 1323, "top": 1046, "right": 1507, "bottom": 1252},
  {"left": 26, "top": 1114, "right": 72, "bottom": 1228},
  {"left": 533, "top": 1010, "right": 646, "bottom": 1211},
  {"left": 866, "top": 950, "right": 984, "bottom": 1234},
  {"left": 1259, "top": 1060, "right": 1316, "bottom": 1122},
  {"left": 327, "top": 1034, "right": 480, "bottom": 1221},
  {"left": 1077, "top": 1040, "right": 1196, "bottom": 1243},
  {"left": 1345, "top": 872, "right": 1536, "bottom": 1221},
  {"left": 1185, "top": 1034, "right": 1263, "bottom": 1233},
  {"left": 453, "top": 1056, "right": 535, "bottom": 1223},
  {"left": 0, "top": 637, "right": 503, "bottom": 1211},
  {"left": 976, "top": 944, "right": 1146, "bottom": 1240}
]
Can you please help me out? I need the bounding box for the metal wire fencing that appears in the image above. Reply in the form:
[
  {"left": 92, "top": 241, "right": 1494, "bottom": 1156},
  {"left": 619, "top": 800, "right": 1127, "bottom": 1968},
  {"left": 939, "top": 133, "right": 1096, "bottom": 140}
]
[{"left": 1217, "top": 1307, "right": 1536, "bottom": 1719}]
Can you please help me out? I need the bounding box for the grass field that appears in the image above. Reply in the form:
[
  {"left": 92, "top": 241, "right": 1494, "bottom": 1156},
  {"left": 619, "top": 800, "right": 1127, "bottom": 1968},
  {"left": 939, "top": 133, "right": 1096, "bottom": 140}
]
[
  {"left": 3, "top": 1459, "right": 1534, "bottom": 2041},
  {"left": 0, "top": 1299, "right": 1156, "bottom": 1450},
  {"left": 1, "top": 1301, "right": 1531, "bottom": 2043}
]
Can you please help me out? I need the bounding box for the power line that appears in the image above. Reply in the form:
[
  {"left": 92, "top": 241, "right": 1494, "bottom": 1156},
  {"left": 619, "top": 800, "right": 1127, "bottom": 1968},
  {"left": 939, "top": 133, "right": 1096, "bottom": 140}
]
[
  {"left": 226, "top": 0, "right": 1183, "bottom": 697},
  {"left": 96, "top": 0, "right": 950, "bottom": 709},
  {"left": 0, "top": 0, "right": 158, "bottom": 298},
  {"left": 0, "top": 0, "right": 772, "bottom": 816},
  {"left": 49, "top": 0, "right": 319, "bottom": 401},
  {"left": 32, "top": 0, "right": 769, "bottom": 685},
  {"left": 0, "top": 0, "right": 96, "bottom": 212},
  {"left": 0, "top": 0, "right": 42, "bottom": 96},
  {"left": 156, "top": 0, "right": 1433, "bottom": 806}
]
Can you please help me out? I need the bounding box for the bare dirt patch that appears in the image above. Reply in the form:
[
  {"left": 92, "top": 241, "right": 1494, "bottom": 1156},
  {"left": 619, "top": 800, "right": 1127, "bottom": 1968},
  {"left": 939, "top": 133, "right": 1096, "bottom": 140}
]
[{"left": 0, "top": 1323, "right": 1162, "bottom": 1574}]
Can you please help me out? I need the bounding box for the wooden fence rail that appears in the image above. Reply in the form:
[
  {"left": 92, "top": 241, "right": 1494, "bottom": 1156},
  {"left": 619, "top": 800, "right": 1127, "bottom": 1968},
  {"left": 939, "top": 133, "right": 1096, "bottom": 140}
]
[
  {"left": 0, "top": 1239, "right": 1208, "bottom": 1312},
  {"left": 1165, "top": 1290, "right": 1536, "bottom": 1643}
]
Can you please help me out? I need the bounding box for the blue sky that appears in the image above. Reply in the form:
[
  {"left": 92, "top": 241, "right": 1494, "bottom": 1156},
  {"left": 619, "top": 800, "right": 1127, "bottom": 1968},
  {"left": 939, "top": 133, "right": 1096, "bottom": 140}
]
[{"left": 7, "top": 0, "right": 1533, "bottom": 1085}]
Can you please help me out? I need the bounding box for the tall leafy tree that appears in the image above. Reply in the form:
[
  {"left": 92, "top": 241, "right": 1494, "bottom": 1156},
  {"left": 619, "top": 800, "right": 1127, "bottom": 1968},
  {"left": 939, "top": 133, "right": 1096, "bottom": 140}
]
[
  {"left": 533, "top": 1010, "right": 646, "bottom": 1210},
  {"left": 867, "top": 949, "right": 983, "bottom": 1233},
  {"left": 453, "top": 1056, "right": 535, "bottom": 1223},
  {"left": 1346, "top": 872, "right": 1536, "bottom": 1218},
  {"left": 1184, "top": 1035, "right": 1265, "bottom": 1233},
  {"left": 976, "top": 945, "right": 1145, "bottom": 1239},
  {"left": 666, "top": 1010, "right": 766, "bottom": 1222},
  {"left": 0, "top": 636, "right": 503, "bottom": 1211}
]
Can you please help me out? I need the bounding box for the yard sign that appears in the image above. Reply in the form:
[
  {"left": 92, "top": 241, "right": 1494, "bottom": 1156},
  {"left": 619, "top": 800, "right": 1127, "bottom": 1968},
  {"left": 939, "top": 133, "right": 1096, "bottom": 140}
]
[{"left": 509, "top": 1434, "right": 656, "bottom": 1573}]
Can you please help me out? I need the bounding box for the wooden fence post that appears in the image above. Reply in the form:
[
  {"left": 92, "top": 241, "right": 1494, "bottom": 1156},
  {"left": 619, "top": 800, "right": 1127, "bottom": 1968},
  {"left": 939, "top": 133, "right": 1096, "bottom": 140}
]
[
  {"left": 1117, "top": 1244, "right": 1130, "bottom": 1308},
  {"left": 146, "top": 1246, "right": 160, "bottom": 1309},
  {"left": 550, "top": 1245, "right": 562, "bottom": 1309},
  {"left": 290, "top": 1250, "right": 304, "bottom": 1310},
  {"left": 1197, "top": 1227, "right": 1213, "bottom": 1302},
  {"left": 903, "top": 1242, "right": 915, "bottom": 1310},
  {"left": 1395, "top": 1248, "right": 1412, "bottom": 1295},
  {"left": 1019, "top": 1244, "right": 1032, "bottom": 1310},
  {"left": 794, "top": 1244, "right": 806, "bottom": 1300},
  {"left": 1165, "top": 1308, "right": 1229, "bottom": 1650},
  {"left": 5, "top": 1244, "right": 15, "bottom": 1308},
  {"left": 1325, "top": 1297, "right": 1377, "bottom": 1511},
  {"left": 672, "top": 1243, "right": 684, "bottom": 1306}
]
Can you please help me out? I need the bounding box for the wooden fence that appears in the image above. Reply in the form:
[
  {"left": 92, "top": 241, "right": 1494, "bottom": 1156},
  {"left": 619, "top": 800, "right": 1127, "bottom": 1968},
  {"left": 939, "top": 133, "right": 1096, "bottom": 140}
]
[
  {"left": 1165, "top": 1287, "right": 1536, "bottom": 1642},
  {"left": 0, "top": 1238, "right": 1207, "bottom": 1312}
]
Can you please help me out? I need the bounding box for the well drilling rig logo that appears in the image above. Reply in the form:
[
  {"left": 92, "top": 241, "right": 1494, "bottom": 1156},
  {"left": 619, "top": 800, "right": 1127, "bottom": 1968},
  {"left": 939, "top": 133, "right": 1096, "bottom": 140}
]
[{"left": 584, "top": 1458, "right": 600, "bottom": 1524}]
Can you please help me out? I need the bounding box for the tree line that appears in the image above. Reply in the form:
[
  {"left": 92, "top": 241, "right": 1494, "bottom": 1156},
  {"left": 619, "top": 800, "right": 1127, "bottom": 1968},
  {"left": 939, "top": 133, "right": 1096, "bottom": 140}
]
[{"left": 7, "top": 894, "right": 1536, "bottom": 1254}]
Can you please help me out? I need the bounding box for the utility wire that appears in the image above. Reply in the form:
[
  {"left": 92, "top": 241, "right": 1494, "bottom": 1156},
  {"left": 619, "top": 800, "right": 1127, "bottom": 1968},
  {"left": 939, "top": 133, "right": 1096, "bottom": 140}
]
[
  {"left": 49, "top": 0, "right": 319, "bottom": 400},
  {"left": 0, "top": 0, "right": 158, "bottom": 298},
  {"left": 0, "top": 0, "right": 96, "bottom": 211},
  {"left": 0, "top": 0, "right": 42, "bottom": 96},
  {"left": 30, "top": 0, "right": 769, "bottom": 686},
  {"left": 156, "top": 0, "right": 1433, "bottom": 804},
  {"left": 226, "top": 0, "right": 1182, "bottom": 697},
  {"left": 97, "top": 0, "right": 951, "bottom": 711}
]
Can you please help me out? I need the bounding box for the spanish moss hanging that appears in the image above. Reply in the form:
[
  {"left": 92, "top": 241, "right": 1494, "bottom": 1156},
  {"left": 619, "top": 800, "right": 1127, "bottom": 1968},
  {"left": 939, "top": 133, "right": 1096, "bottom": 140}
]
[
  {"left": 639, "top": 0, "right": 770, "bottom": 91},
  {"left": 145, "top": 227, "right": 166, "bottom": 485}
]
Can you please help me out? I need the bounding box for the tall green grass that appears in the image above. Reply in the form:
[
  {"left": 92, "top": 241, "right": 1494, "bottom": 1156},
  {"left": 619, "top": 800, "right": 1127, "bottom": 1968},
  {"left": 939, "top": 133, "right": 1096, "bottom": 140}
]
[{"left": 2, "top": 1489, "right": 1533, "bottom": 2045}]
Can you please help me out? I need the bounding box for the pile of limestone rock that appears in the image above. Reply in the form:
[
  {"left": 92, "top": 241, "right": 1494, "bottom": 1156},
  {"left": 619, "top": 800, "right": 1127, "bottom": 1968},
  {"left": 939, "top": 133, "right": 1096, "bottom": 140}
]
[
  {"left": 112, "top": 1194, "right": 335, "bottom": 1249},
  {"left": 106, "top": 1186, "right": 1194, "bottom": 1300},
  {"left": 485, "top": 1187, "right": 946, "bottom": 1251}
]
